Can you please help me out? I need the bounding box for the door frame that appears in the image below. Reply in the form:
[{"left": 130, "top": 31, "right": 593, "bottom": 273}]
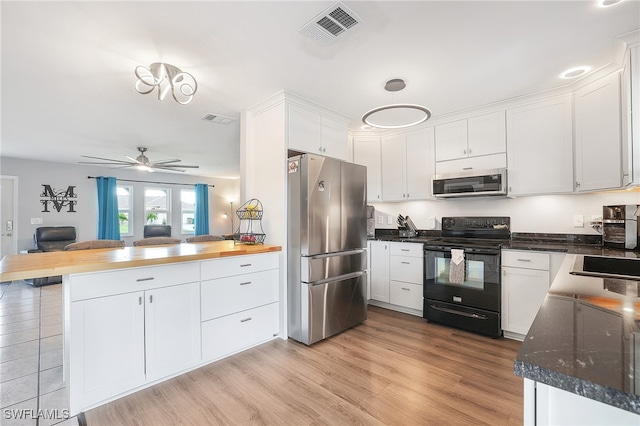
[{"left": 1, "top": 175, "right": 19, "bottom": 257}]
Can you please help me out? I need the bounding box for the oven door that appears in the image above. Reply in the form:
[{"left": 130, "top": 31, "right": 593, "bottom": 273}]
[{"left": 423, "top": 246, "right": 501, "bottom": 312}]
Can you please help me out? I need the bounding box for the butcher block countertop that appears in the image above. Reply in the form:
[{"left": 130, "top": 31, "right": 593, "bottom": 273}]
[{"left": 0, "top": 241, "right": 282, "bottom": 282}]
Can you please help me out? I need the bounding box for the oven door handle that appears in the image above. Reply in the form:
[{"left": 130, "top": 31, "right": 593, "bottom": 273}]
[
  {"left": 424, "top": 247, "right": 500, "bottom": 255},
  {"left": 429, "top": 303, "right": 489, "bottom": 320}
]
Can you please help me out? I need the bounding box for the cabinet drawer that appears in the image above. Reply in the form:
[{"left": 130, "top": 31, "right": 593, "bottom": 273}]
[
  {"left": 390, "top": 242, "right": 423, "bottom": 257},
  {"left": 201, "top": 252, "right": 278, "bottom": 281},
  {"left": 201, "top": 302, "right": 279, "bottom": 361},
  {"left": 502, "top": 250, "right": 549, "bottom": 270},
  {"left": 389, "top": 281, "right": 423, "bottom": 310},
  {"left": 389, "top": 255, "right": 423, "bottom": 284},
  {"left": 201, "top": 269, "right": 279, "bottom": 321},
  {"left": 69, "top": 262, "right": 200, "bottom": 301}
]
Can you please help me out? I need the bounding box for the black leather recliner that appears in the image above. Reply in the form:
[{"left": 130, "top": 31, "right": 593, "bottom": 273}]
[{"left": 27, "top": 226, "right": 76, "bottom": 286}]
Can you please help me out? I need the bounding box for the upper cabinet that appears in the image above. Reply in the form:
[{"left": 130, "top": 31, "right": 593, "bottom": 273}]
[
  {"left": 574, "top": 72, "right": 622, "bottom": 192},
  {"left": 622, "top": 45, "right": 640, "bottom": 187},
  {"left": 506, "top": 95, "right": 574, "bottom": 196},
  {"left": 435, "top": 111, "right": 506, "bottom": 161},
  {"left": 288, "top": 103, "right": 349, "bottom": 161},
  {"left": 353, "top": 136, "right": 382, "bottom": 202},
  {"left": 381, "top": 127, "right": 434, "bottom": 202}
]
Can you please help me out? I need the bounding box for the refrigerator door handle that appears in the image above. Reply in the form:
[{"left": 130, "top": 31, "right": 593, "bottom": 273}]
[
  {"left": 305, "top": 248, "right": 366, "bottom": 260},
  {"left": 308, "top": 270, "right": 366, "bottom": 286}
]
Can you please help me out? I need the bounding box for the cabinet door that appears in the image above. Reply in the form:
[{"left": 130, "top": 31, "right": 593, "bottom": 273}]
[
  {"left": 406, "top": 128, "right": 434, "bottom": 200},
  {"left": 288, "top": 104, "right": 322, "bottom": 154},
  {"left": 501, "top": 266, "right": 549, "bottom": 336},
  {"left": 369, "top": 241, "right": 390, "bottom": 303},
  {"left": 321, "top": 116, "right": 349, "bottom": 160},
  {"left": 574, "top": 72, "right": 622, "bottom": 192},
  {"left": 381, "top": 133, "right": 408, "bottom": 201},
  {"left": 69, "top": 292, "right": 145, "bottom": 412},
  {"left": 467, "top": 111, "right": 506, "bottom": 157},
  {"left": 353, "top": 137, "right": 382, "bottom": 202},
  {"left": 145, "top": 282, "right": 201, "bottom": 381},
  {"left": 435, "top": 119, "right": 467, "bottom": 161},
  {"left": 506, "top": 95, "right": 574, "bottom": 196}
]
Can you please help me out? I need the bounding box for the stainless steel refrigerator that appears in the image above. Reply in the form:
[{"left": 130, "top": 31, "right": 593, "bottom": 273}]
[{"left": 287, "top": 153, "right": 367, "bottom": 345}]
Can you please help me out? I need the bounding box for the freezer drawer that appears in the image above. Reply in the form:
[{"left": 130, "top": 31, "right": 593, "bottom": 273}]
[{"left": 291, "top": 272, "right": 367, "bottom": 345}]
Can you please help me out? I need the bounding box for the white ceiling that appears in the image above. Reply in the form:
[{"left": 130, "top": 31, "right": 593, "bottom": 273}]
[{"left": 1, "top": 1, "right": 639, "bottom": 179}]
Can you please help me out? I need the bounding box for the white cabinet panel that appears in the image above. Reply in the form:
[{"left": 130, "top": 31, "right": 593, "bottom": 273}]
[
  {"left": 622, "top": 46, "right": 640, "bottom": 186},
  {"left": 321, "top": 115, "right": 349, "bottom": 160},
  {"left": 435, "top": 119, "right": 468, "bottom": 161},
  {"left": 506, "top": 95, "right": 574, "bottom": 196},
  {"left": 435, "top": 111, "right": 505, "bottom": 162},
  {"left": 390, "top": 242, "right": 423, "bottom": 257},
  {"left": 202, "top": 302, "right": 280, "bottom": 361},
  {"left": 502, "top": 250, "right": 550, "bottom": 270},
  {"left": 501, "top": 266, "right": 549, "bottom": 336},
  {"left": 288, "top": 103, "right": 348, "bottom": 160},
  {"left": 369, "top": 241, "right": 390, "bottom": 303},
  {"left": 201, "top": 252, "right": 278, "bottom": 280},
  {"left": 201, "top": 269, "right": 279, "bottom": 321},
  {"left": 145, "top": 282, "right": 201, "bottom": 381},
  {"left": 353, "top": 137, "right": 382, "bottom": 202},
  {"left": 390, "top": 255, "right": 423, "bottom": 284},
  {"left": 381, "top": 133, "right": 407, "bottom": 201},
  {"left": 574, "top": 72, "right": 622, "bottom": 192},
  {"left": 389, "top": 281, "right": 423, "bottom": 310}
]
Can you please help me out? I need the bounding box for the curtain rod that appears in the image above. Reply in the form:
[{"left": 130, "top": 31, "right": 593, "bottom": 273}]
[{"left": 87, "top": 176, "right": 215, "bottom": 188}]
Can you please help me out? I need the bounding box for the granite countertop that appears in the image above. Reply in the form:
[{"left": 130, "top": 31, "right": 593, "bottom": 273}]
[{"left": 514, "top": 253, "right": 640, "bottom": 414}]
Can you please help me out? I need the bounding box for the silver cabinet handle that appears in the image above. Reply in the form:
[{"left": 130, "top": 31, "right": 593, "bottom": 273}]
[
  {"left": 401, "top": 287, "right": 410, "bottom": 291},
  {"left": 136, "top": 277, "right": 154, "bottom": 282},
  {"left": 462, "top": 167, "right": 473, "bottom": 170},
  {"left": 240, "top": 263, "right": 252, "bottom": 267},
  {"left": 149, "top": 295, "right": 153, "bottom": 303},
  {"left": 516, "top": 259, "right": 532, "bottom": 262},
  {"left": 576, "top": 182, "right": 581, "bottom": 187},
  {"left": 401, "top": 261, "right": 411, "bottom": 264},
  {"left": 138, "top": 296, "right": 142, "bottom": 305},
  {"left": 401, "top": 249, "right": 410, "bottom": 252},
  {"left": 240, "top": 317, "right": 252, "bottom": 323},
  {"left": 240, "top": 281, "right": 252, "bottom": 286}
]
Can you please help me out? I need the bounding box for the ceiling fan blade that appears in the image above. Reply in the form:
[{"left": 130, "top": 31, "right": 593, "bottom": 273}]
[
  {"left": 79, "top": 161, "right": 136, "bottom": 165},
  {"left": 149, "top": 159, "right": 181, "bottom": 164},
  {"left": 80, "top": 155, "right": 133, "bottom": 164},
  {"left": 155, "top": 164, "right": 200, "bottom": 169},
  {"left": 125, "top": 155, "right": 143, "bottom": 164},
  {"left": 155, "top": 167, "right": 187, "bottom": 172}
]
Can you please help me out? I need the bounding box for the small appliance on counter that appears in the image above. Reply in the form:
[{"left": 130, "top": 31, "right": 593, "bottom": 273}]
[
  {"left": 397, "top": 214, "right": 418, "bottom": 238},
  {"left": 366, "top": 205, "right": 375, "bottom": 238},
  {"left": 602, "top": 204, "right": 639, "bottom": 250}
]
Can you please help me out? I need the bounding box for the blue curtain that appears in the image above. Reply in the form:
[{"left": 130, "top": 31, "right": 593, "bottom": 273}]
[
  {"left": 194, "top": 183, "right": 210, "bottom": 236},
  {"left": 96, "top": 176, "right": 121, "bottom": 240}
]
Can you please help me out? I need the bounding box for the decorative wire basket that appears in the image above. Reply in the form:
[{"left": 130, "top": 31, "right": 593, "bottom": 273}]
[{"left": 234, "top": 198, "right": 265, "bottom": 245}]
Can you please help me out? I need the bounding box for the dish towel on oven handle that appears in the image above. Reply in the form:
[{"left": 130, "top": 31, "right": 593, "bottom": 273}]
[{"left": 449, "top": 249, "right": 466, "bottom": 284}]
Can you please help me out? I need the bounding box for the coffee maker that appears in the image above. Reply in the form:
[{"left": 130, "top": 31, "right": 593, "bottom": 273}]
[{"left": 602, "top": 205, "right": 639, "bottom": 250}]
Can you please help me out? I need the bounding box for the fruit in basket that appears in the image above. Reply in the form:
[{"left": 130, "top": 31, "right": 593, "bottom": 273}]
[
  {"left": 240, "top": 234, "right": 256, "bottom": 243},
  {"left": 245, "top": 205, "right": 259, "bottom": 218}
]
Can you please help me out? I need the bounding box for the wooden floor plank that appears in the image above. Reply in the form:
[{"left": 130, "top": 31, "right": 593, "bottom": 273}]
[{"left": 85, "top": 306, "right": 523, "bottom": 425}]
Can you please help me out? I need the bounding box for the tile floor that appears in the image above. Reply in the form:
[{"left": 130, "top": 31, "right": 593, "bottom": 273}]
[{"left": 0, "top": 280, "right": 78, "bottom": 426}]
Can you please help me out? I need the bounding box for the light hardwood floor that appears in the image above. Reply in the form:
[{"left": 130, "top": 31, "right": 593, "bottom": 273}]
[{"left": 86, "top": 306, "right": 523, "bottom": 425}]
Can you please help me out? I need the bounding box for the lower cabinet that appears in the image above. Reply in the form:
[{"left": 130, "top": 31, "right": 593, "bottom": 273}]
[
  {"left": 501, "top": 250, "right": 564, "bottom": 340},
  {"left": 66, "top": 253, "right": 280, "bottom": 415},
  {"left": 368, "top": 240, "right": 423, "bottom": 316}
]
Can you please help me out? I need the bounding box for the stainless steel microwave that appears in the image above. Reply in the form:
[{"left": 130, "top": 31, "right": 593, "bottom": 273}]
[{"left": 432, "top": 168, "right": 507, "bottom": 198}]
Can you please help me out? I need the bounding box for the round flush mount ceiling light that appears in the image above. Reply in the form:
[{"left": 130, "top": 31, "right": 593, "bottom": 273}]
[
  {"left": 597, "top": 0, "right": 624, "bottom": 7},
  {"left": 559, "top": 66, "right": 592, "bottom": 79},
  {"left": 361, "top": 79, "right": 431, "bottom": 129}
]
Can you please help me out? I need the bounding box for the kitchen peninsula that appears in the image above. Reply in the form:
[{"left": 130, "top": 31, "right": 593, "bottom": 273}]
[{"left": 0, "top": 241, "right": 282, "bottom": 416}]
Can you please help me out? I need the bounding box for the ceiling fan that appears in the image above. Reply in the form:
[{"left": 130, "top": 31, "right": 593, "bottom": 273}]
[{"left": 79, "top": 147, "right": 199, "bottom": 172}]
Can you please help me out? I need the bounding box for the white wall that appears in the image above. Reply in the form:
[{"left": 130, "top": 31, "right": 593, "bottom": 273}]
[
  {"left": 0, "top": 157, "right": 239, "bottom": 251},
  {"left": 372, "top": 190, "right": 640, "bottom": 234}
]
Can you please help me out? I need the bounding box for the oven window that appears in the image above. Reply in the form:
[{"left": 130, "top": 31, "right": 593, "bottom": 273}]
[{"left": 434, "top": 258, "right": 485, "bottom": 290}]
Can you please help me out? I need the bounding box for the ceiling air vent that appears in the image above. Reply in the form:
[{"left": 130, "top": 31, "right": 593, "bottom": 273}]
[
  {"left": 299, "top": 2, "right": 364, "bottom": 45},
  {"left": 201, "top": 114, "right": 236, "bottom": 125}
]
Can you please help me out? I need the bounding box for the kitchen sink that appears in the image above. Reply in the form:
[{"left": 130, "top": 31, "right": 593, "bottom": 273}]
[{"left": 570, "top": 255, "right": 640, "bottom": 281}]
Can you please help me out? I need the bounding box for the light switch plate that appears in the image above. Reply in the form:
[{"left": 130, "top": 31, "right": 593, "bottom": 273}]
[
  {"left": 573, "top": 214, "right": 584, "bottom": 228},
  {"left": 31, "top": 218, "right": 43, "bottom": 225}
]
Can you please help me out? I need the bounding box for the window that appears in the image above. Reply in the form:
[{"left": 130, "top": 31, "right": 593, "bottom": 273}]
[
  {"left": 117, "top": 185, "right": 133, "bottom": 236},
  {"left": 144, "top": 188, "right": 170, "bottom": 226},
  {"left": 181, "top": 189, "right": 195, "bottom": 234}
]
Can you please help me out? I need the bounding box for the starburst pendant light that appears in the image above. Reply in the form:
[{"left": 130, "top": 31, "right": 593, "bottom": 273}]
[
  {"left": 362, "top": 79, "right": 431, "bottom": 129},
  {"left": 135, "top": 63, "right": 197, "bottom": 105}
]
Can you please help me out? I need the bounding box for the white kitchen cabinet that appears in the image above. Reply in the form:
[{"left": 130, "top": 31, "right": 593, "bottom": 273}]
[
  {"left": 69, "top": 274, "right": 200, "bottom": 411},
  {"left": 369, "top": 240, "right": 390, "bottom": 303},
  {"left": 435, "top": 111, "right": 506, "bottom": 162},
  {"left": 353, "top": 136, "right": 382, "bottom": 202},
  {"left": 389, "top": 242, "right": 423, "bottom": 311},
  {"left": 622, "top": 45, "right": 640, "bottom": 187},
  {"left": 381, "top": 127, "right": 434, "bottom": 201},
  {"left": 506, "top": 95, "right": 574, "bottom": 196},
  {"left": 574, "top": 72, "right": 622, "bottom": 192},
  {"left": 501, "top": 250, "right": 550, "bottom": 340},
  {"left": 201, "top": 252, "right": 280, "bottom": 361},
  {"left": 288, "top": 103, "right": 349, "bottom": 160}
]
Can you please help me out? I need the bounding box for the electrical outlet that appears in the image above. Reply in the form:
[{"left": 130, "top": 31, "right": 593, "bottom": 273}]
[
  {"left": 573, "top": 214, "right": 584, "bottom": 228},
  {"left": 378, "top": 216, "right": 383, "bottom": 224},
  {"left": 387, "top": 216, "right": 393, "bottom": 225},
  {"left": 31, "top": 218, "right": 43, "bottom": 225}
]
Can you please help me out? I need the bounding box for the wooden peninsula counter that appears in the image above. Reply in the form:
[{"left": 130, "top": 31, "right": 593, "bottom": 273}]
[{"left": 0, "top": 241, "right": 282, "bottom": 416}]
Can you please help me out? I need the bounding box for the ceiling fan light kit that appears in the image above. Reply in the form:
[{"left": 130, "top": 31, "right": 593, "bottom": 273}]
[
  {"left": 362, "top": 78, "right": 431, "bottom": 129},
  {"left": 134, "top": 63, "right": 197, "bottom": 105},
  {"left": 80, "top": 147, "right": 200, "bottom": 172}
]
